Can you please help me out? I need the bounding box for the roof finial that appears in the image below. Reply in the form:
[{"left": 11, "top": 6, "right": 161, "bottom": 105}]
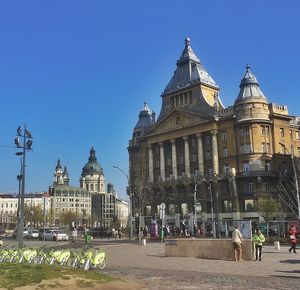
[
  {"left": 246, "top": 64, "right": 250, "bottom": 72},
  {"left": 185, "top": 37, "right": 191, "bottom": 47}
]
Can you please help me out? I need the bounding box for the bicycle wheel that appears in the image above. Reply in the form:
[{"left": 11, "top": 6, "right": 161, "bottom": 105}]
[
  {"left": 96, "top": 259, "right": 105, "bottom": 270},
  {"left": 83, "top": 259, "right": 90, "bottom": 271}
]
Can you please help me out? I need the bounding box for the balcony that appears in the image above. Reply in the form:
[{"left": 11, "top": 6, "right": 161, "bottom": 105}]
[{"left": 236, "top": 171, "right": 279, "bottom": 178}]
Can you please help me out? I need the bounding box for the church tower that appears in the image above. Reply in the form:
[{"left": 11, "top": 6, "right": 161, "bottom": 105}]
[{"left": 80, "top": 146, "right": 105, "bottom": 193}]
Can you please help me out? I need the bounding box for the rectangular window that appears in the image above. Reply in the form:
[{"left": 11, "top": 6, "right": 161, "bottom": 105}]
[
  {"left": 155, "top": 160, "right": 160, "bottom": 168},
  {"left": 241, "top": 145, "right": 251, "bottom": 154},
  {"left": 296, "top": 131, "right": 300, "bottom": 140},
  {"left": 205, "top": 136, "right": 210, "bottom": 144},
  {"left": 223, "top": 164, "right": 230, "bottom": 173},
  {"left": 297, "top": 147, "right": 300, "bottom": 157},
  {"left": 243, "top": 162, "right": 250, "bottom": 172},
  {"left": 169, "top": 204, "right": 175, "bottom": 215},
  {"left": 262, "top": 142, "right": 266, "bottom": 152},
  {"left": 245, "top": 199, "right": 254, "bottom": 212},
  {"left": 222, "top": 131, "right": 227, "bottom": 141},
  {"left": 205, "top": 151, "right": 211, "bottom": 159},
  {"left": 239, "top": 129, "right": 244, "bottom": 136},
  {"left": 261, "top": 126, "right": 265, "bottom": 135},
  {"left": 265, "top": 126, "right": 270, "bottom": 136},
  {"left": 248, "top": 182, "right": 253, "bottom": 192},
  {"left": 145, "top": 205, "right": 151, "bottom": 216},
  {"left": 179, "top": 156, "right": 184, "bottom": 164},
  {"left": 191, "top": 139, "right": 196, "bottom": 147},
  {"left": 244, "top": 128, "right": 249, "bottom": 136},
  {"left": 280, "top": 128, "right": 285, "bottom": 138},
  {"left": 181, "top": 203, "right": 188, "bottom": 216},
  {"left": 223, "top": 200, "right": 232, "bottom": 213},
  {"left": 266, "top": 143, "right": 270, "bottom": 153},
  {"left": 192, "top": 153, "right": 197, "bottom": 162},
  {"left": 223, "top": 148, "right": 228, "bottom": 157},
  {"left": 167, "top": 158, "right": 171, "bottom": 166},
  {"left": 265, "top": 161, "right": 271, "bottom": 171}
]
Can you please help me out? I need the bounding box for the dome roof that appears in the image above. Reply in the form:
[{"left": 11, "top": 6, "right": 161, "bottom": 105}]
[
  {"left": 163, "top": 38, "right": 218, "bottom": 95},
  {"left": 81, "top": 147, "right": 103, "bottom": 176},
  {"left": 235, "top": 65, "right": 267, "bottom": 103},
  {"left": 133, "top": 102, "right": 155, "bottom": 137}
]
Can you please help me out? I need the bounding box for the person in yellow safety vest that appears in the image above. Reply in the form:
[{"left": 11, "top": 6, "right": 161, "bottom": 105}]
[{"left": 252, "top": 229, "right": 265, "bottom": 261}]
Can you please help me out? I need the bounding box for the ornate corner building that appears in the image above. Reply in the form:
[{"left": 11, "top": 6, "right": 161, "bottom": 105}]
[{"left": 128, "top": 38, "right": 300, "bottom": 224}]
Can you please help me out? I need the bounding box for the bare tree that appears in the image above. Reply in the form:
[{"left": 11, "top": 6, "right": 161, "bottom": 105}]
[
  {"left": 277, "top": 176, "right": 298, "bottom": 219},
  {"left": 132, "top": 169, "right": 150, "bottom": 243}
]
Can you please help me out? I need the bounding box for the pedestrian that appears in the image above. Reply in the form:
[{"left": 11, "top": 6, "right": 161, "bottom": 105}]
[
  {"left": 232, "top": 226, "right": 243, "bottom": 261},
  {"left": 288, "top": 225, "right": 297, "bottom": 253},
  {"left": 72, "top": 227, "right": 78, "bottom": 248},
  {"left": 252, "top": 229, "right": 265, "bottom": 261}
]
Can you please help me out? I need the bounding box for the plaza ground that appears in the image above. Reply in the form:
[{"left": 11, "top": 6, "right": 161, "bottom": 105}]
[{"left": 2, "top": 238, "right": 300, "bottom": 289}]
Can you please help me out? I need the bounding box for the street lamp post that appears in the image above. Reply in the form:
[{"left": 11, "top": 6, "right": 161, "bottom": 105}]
[
  {"left": 113, "top": 165, "right": 133, "bottom": 240},
  {"left": 279, "top": 142, "right": 300, "bottom": 221},
  {"left": 14, "top": 125, "right": 33, "bottom": 248},
  {"left": 208, "top": 181, "right": 216, "bottom": 238}
]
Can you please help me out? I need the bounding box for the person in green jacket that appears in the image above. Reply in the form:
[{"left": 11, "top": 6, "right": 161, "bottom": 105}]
[{"left": 252, "top": 229, "right": 265, "bottom": 261}]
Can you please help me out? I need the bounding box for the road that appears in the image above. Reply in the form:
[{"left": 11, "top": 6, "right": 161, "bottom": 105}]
[{"left": 2, "top": 237, "right": 300, "bottom": 289}]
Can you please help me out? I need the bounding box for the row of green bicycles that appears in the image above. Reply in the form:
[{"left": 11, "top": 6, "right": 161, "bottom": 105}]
[{"left": 0, "top": 246, "right": 106, "bottom": 270}]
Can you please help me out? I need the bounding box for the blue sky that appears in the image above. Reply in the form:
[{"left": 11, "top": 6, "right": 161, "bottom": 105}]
[{"left": 0, "top": 1, "right": 300, "bottom": 200}]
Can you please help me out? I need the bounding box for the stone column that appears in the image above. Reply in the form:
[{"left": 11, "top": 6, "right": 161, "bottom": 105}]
[
  {"left": 211, "top": 130, "right": 219, "bottom": 175},
  {"left": 159, "top": 142, "right": 165, "bottom": 181},
  {"left": 148, "top": 144, "right": 154, "bottom": 183},
  {"left": 183, "top": 136, "right": 190, "bottom": 176},
  {"left": 171, "top": 139, "right": 177, "bottom": 179},
  {"left": 196, "top": 133, "right": 204, "bottom": 175}
]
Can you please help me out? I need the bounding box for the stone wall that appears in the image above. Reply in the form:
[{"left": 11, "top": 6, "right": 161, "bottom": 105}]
[{"left": 165, "top": 238, "right": 254, "bottom": 261}]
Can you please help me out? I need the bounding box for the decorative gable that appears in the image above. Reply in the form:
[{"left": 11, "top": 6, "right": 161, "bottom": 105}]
[{"left": 149, "top": 108, "right": 208, "bottom": 135}]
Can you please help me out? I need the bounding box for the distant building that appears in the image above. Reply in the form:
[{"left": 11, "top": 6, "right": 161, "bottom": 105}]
[
  {"left": 49, "top": 147, "right": 128, "bottom": 228},
  {"left": 0, "top": 192, "right": 50, "bottom": 226},
  {"left": 49, "top": 159, "right": 91, "bottom": 226}
]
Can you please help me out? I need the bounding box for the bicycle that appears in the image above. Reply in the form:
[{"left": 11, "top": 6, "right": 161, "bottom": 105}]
[
  {"left": 68, "top": 250, "right": 86, "bottom": 269},
  {"left": 49, "top": 248, "right": 71, "bottom": 266},
  {"left": 83, "top": 248, "right": 106, "bottom": 270}
]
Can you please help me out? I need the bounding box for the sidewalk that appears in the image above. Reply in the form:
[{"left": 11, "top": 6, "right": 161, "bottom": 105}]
[{"left": 102, "top": 242, "right": 300, "bottom": 279}]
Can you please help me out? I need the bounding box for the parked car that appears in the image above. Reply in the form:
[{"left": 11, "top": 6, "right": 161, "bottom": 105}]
[
  {"left": 12, "top": 228, "right": 28, "bottom": 238},
  {"left": 42, "top": 230, "right": 69, "bottom": 241},
  {"left": 27, "top": 229, "right": 39, "bottom": 239}
]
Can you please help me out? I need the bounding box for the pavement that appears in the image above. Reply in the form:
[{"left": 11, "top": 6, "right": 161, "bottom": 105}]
[
  {"left": 3, "top": 238, "right": 300, "bottom": 289},
  {"left": 100, "top": 240, "right": 300, "bottom": 289}
]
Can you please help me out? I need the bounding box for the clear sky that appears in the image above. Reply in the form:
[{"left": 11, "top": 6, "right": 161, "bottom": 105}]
[{"left": 1, "top": 1, "right": 300, "bottom": 200}]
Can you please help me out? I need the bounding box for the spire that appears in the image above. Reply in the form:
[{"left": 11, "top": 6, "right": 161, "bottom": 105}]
[
  {"left": 89, "top": 146, "right": 97, "bottom": 162},
  {"left": 163, "top": 37, "right": 218, "bottom": 94},
  {"left": 55, "top": 158, "right": 62, "bottom": 170},
  {"left": 63, "top": 165, "right": 68, "bottom": 177},
  {"left": 235, "top": 65, "right": 266, "bottom": 102}
]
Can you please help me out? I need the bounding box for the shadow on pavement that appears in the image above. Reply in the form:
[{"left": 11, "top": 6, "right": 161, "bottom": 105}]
[
  {"left": 275, "top": 270, "right": 300, "bottom": 274},
  {"left": 270, "top": 275, "right": 300, "bottom": 279},
  {"left": 279, "top": 259, "right": 300, "bottom": 264}
]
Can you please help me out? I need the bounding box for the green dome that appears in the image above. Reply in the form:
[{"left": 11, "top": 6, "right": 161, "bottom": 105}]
[{"left": 81, "top": 147, "right": 103, "bottom": 176}]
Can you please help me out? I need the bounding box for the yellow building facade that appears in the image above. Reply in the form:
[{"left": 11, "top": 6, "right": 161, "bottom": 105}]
[{"left": 128, "top": 38, "right": 300, "bottom": 227}]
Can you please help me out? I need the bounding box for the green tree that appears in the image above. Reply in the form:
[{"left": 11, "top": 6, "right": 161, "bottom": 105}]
[
  {"left": 60, "top": 210, "right": 77, "bottom": 229},
  {"left": 257, "top": 196, "right": 281, "bottom": 236}
]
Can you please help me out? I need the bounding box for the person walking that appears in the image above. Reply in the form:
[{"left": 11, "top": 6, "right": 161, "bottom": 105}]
[
  {"left": 71, "top": 228, "right": 78, "bottom": 248},
  {"left": 252, "top": 229, "right": 265, "bottom": 261},
  {"left": 288, "top": 225, "right": 297, "bottom": 253},
  {"left": 232, "top": 226, "right": 243, "bottom": 261}
]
